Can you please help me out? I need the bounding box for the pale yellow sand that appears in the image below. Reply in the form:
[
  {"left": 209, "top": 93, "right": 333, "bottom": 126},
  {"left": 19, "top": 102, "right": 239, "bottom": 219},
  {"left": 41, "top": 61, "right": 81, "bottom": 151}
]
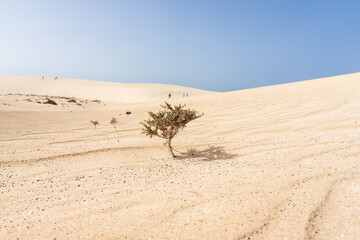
[
  {"left": 0, "top": 76, "right": 211, "bottom": 110},
  {"left": 0, "top": 73, "right": 360, "bottom": 239}
]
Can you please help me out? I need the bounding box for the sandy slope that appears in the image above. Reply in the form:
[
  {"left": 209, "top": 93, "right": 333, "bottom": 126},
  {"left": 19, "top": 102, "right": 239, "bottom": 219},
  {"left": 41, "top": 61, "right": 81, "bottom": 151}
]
[
  {"left": 0, "top": 76, "right": 212, "bottom": 108},
  {"left": 1, "top": 73, "right": 360, "bottom": 239}
]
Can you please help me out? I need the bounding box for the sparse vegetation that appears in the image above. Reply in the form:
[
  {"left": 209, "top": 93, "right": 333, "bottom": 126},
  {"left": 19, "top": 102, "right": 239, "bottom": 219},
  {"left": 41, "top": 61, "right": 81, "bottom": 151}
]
[
  {"left": 110, "top": 117, "right": 119, "bottom": 132},
  {"left": 6, "top": 93, "right": 101, "bottom": 108},
  {"left": 140, "top": 102, "right": 203, "bottom": 158},
  {"left": 90, "top": 120, "right": 100, "bottom": 132},
  {"left": 44, "top": 98, "right": 57, "bottom": 105}
]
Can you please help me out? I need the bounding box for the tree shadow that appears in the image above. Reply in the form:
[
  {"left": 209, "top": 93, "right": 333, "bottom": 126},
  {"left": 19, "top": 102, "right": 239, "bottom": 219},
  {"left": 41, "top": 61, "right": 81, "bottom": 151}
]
[{"left": 177, "top": 145, "right": 238, "bottom": 161}]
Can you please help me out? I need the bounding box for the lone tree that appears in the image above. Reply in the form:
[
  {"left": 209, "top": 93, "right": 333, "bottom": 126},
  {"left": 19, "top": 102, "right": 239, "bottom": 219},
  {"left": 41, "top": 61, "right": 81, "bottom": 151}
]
[
  {"left": 110, "top": 117, "right": 119, "bottom": 132},
  {"left": 90, "top": 120, "right": 100, "bottom": 132},
  {"left": 141, "top": 102, "right": 203, "bottom": 158}
]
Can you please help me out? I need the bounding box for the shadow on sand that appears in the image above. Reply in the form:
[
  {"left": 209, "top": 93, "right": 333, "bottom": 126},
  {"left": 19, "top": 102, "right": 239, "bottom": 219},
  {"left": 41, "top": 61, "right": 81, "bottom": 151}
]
[{"left": 177, "top": 145, "right": 238, "bottom": 161}]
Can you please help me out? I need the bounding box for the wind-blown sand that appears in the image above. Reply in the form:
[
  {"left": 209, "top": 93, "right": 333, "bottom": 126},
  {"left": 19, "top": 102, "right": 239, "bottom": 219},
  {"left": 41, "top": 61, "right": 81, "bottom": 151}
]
[{"left": 0, "top": 73, "right": 360, "bottom": 239}]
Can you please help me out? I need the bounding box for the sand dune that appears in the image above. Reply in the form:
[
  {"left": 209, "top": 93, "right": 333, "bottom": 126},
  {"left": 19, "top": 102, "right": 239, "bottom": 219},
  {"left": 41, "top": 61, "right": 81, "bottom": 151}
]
[
  {"left": 0, "top": 76, "right": 212, "bottom": 107},
  {"left": 1, "top": 72, "right": 360, "bottom": 239}
]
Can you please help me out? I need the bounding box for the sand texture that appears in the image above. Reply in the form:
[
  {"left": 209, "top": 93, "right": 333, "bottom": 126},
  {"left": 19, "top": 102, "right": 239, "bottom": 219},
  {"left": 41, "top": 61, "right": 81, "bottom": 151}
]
[{"left": 1, "top": 73, "right": 360, "bottom": 239}]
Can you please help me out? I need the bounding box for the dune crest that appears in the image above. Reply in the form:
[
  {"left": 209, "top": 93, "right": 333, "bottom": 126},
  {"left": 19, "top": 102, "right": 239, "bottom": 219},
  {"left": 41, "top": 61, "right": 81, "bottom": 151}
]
[{"left": 0, "top": 75, "right": 213, "bottom": 106}]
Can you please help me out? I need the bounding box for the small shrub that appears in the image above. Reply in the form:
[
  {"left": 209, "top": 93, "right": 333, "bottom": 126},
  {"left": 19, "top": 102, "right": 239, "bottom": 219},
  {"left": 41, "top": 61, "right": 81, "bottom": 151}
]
[
  {"left": 140, "top": 102, "right": 203, "bottom": 158},
  {"left": 90, "top": 120, "right": 100, "bottom": 132},
  {"left": 110, "top": 117, "right": 119, "bottom": 132},
  {"left": 44, "top": 98, "right": 57, "bottom": 105}
]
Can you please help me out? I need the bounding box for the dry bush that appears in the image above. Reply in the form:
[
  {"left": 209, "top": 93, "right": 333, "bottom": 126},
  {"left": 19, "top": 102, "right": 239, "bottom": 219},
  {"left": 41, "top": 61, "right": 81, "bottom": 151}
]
[
  {"left": 110, "top": 117, "right": 119, "bottom": 132},
  {"left": 140, "top": 102, "right": 203, "bottom": 157},
  {"left": 90, "top": 120, "right": 100, "bottom": 132}
]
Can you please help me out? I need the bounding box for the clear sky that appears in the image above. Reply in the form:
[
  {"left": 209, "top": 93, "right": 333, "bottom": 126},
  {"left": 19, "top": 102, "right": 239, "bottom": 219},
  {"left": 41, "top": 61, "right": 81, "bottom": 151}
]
[{"left": 0, "top": 0, "right": 359, "bottom": 91}]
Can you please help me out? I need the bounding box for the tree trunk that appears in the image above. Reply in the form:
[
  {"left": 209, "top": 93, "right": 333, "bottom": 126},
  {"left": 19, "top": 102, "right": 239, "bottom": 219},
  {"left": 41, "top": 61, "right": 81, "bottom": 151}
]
[{"left": 168, "top": 138, "right": 176, "bottom": 158}]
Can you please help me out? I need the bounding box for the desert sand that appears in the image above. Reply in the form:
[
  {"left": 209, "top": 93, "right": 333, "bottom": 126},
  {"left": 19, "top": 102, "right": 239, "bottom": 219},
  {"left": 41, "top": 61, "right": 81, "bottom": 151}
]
[{"left": 0, "top": 73, "right": 360, "bottom": 239}]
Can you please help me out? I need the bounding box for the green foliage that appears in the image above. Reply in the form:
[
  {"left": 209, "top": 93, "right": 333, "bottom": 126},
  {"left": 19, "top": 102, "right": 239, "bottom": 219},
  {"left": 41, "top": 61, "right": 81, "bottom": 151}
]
[{"left": 140, "top": 102, "right": 203, "bottom": 157}]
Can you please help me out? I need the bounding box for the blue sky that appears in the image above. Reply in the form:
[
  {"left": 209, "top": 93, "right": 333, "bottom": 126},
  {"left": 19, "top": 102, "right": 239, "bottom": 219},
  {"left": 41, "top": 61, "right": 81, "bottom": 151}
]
[{"left": 0, "top": 0, "right": 359, "bottom": 91}]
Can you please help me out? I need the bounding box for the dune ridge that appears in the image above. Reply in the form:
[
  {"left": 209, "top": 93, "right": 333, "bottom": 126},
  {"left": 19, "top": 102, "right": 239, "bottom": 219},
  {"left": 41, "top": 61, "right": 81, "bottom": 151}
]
[{"left": 0, "top": 76, "right": 213, "bottom": 106}]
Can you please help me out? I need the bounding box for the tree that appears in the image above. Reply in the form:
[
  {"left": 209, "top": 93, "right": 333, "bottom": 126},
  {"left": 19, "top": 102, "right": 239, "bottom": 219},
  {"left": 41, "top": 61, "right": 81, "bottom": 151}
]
[
  {"left": 90, "top": 120, "right": 99, "bottom": 132},
  {"left": 110, "top": 117, "right": 119, "bottom": 132},
  {"left": 140, "top": 102, "right": 203, "bottom": 158}
]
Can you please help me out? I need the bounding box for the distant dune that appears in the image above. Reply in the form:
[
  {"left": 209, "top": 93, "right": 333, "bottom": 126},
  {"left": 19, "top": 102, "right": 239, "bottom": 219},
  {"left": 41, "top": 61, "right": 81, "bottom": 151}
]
[
  {"left": 0, "top": 76, "right": 213, "bottom": 106},
  {"left": 1, "top": 72, "right": 360, "bottom": 239}
]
